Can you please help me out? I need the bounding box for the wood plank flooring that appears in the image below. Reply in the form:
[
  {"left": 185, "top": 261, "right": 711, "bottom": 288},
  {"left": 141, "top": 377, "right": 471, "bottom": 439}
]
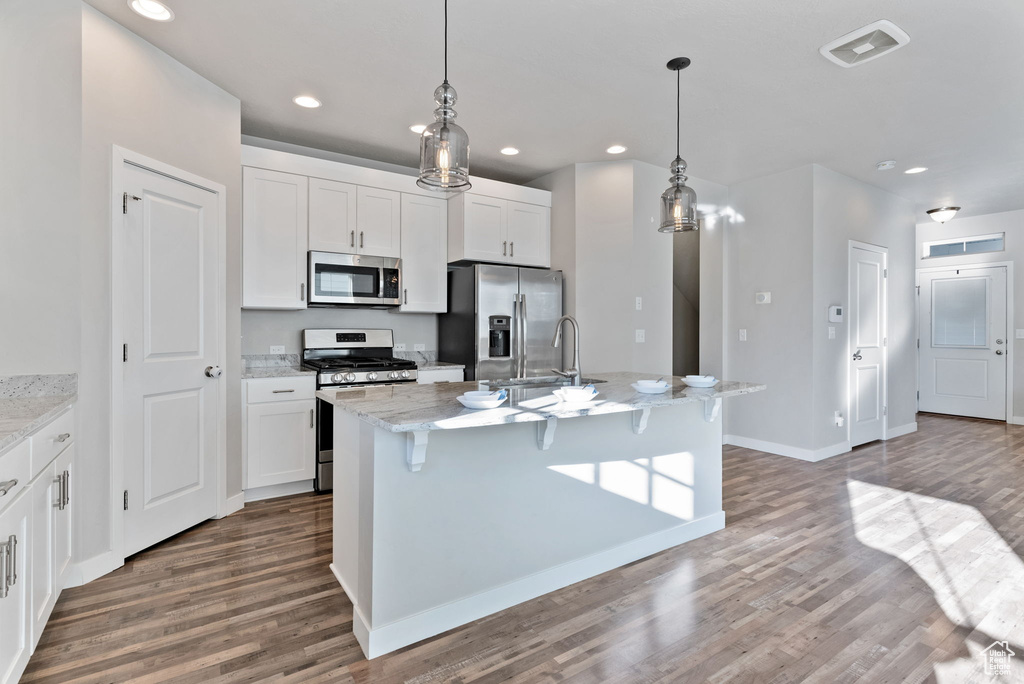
[{"left": 22, "top": 413, "right": 1024, "bottom": 683}]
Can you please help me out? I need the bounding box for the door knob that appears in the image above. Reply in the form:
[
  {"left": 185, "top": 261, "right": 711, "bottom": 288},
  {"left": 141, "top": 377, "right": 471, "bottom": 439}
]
[
  {"left": 852, "top": 349, "right": 863, "bottom": 361},
  {"left": 996, "top": 350, "right": 1004, "bottom": 355},
  {"left": 205, "top": 365, "right": 223, "bottom": 378}
]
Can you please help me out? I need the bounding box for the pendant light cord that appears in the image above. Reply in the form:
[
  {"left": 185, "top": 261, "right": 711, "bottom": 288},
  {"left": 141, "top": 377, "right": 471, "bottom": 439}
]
[
  {"left": 443, "top": 0, "right": 449, "bottom": 84},
  {"left": 676, "top": 67, "right": 680, "bottom": 159}
]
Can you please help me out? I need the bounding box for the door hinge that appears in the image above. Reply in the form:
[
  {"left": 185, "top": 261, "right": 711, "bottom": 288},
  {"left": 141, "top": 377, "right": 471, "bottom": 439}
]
[
  {"left": 123, "top": 343, "right": 128, "bottom": 363},
  {"left": 883, "top": 406, "right": 888, "bottom": 416},
  {"left": 123, "top": 490, "right": 129, "bottom": 511},
  {"left": 916, "top": 339, "right": 920, "bottom": 349},
  {"left": 883, "top": 337, "right": 887, "bottom": 347},
  {"left": 917, "top": 390, "right": 920, "bottom": 400},
  {"left": 123, "top": 192, "right": 128, "bottom": 214},
  {"left": 883, "top": 268, "right": 888, "bottom": 278}
]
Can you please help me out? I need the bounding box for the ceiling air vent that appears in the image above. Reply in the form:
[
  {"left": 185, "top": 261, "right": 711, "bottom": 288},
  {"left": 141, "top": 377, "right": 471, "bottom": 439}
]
[{"left": 819, "top": 20, "right": 910, "bottom": 68}]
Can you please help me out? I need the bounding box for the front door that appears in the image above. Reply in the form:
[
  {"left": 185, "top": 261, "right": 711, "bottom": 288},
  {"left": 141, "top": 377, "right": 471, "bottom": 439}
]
[
  {"left": 849, "top": 245, "right": 887, "bottom": 447},
  {"left": 122, "top": 162, "right": 221, "bottom": 556},
  {"left": 919, "top": 266, "right": 1007, "bottom": 420}
]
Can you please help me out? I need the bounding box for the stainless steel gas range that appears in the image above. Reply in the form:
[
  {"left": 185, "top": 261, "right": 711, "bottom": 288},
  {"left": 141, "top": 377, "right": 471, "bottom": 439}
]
[{"left": 303, "top": 328, "right": 417, "bottom": 492}]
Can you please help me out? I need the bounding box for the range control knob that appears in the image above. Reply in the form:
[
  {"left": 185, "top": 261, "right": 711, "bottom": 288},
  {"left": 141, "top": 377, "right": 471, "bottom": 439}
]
[
  {"left": 331, "top": 372, "right": 346, "bottom": 384},
  {"left": 388, "top": 371, "right": 399, "bottom": 380},
  {"left": 400, "top": 370, "right": 411, "bottom": 379},
  {"left": 367, "top": 371, "right": 378, "bottom": 381},
  {"left": 344, "top": 372, "right": 357, "bottom": 383}
]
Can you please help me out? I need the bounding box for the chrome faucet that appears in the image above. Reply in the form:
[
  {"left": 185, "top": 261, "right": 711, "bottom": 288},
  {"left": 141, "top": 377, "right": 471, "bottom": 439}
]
[{"left": 550, "top": 315, "right": 582, "bottom": 386}]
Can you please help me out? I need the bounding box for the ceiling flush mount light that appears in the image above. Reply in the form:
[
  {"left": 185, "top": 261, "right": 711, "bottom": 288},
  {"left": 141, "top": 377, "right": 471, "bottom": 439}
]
[
  {"left": 927, "top": 206, "right": 961, "bottom": 224},
  {"left": 875, "top": 160, "right": 896, "bottom": 171},
  {"left": 904, "top": 166, "right": 928, "bottom": 174},
  {"left": 409, "top": 124, "right": 427, "bottom": 134},
  {"left": 500, "top": 147, "right": 519, "bottom": 156},
  {"left": 128, "top": 0, "right": 174, "bottom": 21},
  {"left": 293, "top": 96, "right": 322, "bottom": 109},
  {"left": 819, "top": 20, "right": 910, "bottom": 68},
  {"left": 606, "top": 145, "right": 627, "bottom": 154},
  {"left": 659, "top": 57, "right": 698, "bottom": 233},
  {"left": 417, "top": 0, "right": 470, "bottom": 192}
]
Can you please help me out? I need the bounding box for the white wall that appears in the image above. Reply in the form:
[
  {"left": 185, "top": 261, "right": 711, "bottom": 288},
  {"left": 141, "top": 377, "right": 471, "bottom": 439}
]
[
  {"left": 812, "top": 166, "right": 917, "bottom": 447},
  {"left": 916, "top": 209, "right": 1024, "bottom": 419},
  {"left": 0, "top": 0, "right": 81, "bottom": 376},
  {"left": 631, "top": 161, "right": 675, "bottom": 374},
  {"left": 79, "top": 5, "right": 242, "bottom": 565}
]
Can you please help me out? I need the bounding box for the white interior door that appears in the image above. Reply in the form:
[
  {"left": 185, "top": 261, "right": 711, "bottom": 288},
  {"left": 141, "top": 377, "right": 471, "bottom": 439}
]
[
  {"left": 122, "top": 162, "right": 221, "bottom": 557},
  {"left": 849, "top": 245, "right": 887, "bottom": 447},
  {"left": 919, "top": 266, "right": 1007, "bottom": 420}
]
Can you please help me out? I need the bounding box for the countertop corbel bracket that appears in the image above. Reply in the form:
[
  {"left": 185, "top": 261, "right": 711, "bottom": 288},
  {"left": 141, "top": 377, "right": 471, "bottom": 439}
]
[
  {"left": 537, "top": 417, "right": 557, "bottom": 450},
  {"left": 632, "top": 408, "right": 651, "bottom": 435},
  {"left": 406, "top": 430, "right": 429, "bottom": 471},
  {"left": 703, "top": 397, "right": 722, "bottom": 423}
]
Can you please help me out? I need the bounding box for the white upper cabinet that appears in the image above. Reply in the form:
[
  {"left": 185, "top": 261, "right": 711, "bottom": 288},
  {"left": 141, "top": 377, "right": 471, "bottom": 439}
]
[
  {"left": 400, "top": 194, "right": 448, "bottom": 313},
  {"left": 309, "top": 178, "right": 357, "bottom": 254},
  {"left": 449, "top": 193, "right": 550, "bottom": 267},
  {"left": 356, "top": 186, "right": 402, "bottom": 258},
  {"left": 242, "top": 167, "right": 308, "bottom": 309}
]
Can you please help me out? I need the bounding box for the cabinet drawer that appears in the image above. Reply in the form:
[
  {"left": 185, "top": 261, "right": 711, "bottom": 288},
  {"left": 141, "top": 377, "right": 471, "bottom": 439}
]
[
  {"left": 29, "top": 407, "right": 75, "bottom": 477},
  {"left": 247, "top": 376, "right": 316, "bottom": 404},
  {"left": 0, "top": 438, "right": 31, "bottom": 515},
  {"left": 417, "top": 368, "right": 464, "bottom": 384}
]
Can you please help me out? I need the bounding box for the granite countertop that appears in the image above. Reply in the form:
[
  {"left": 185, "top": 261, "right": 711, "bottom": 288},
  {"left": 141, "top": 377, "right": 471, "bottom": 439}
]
[
  {"left": 242, "top": 366, "right": 317, "bottom": 380},
  {"left": 317, "top": 372, "right": 765, "bottom": 433},
  {"left": 0, "top": 394, "right": 77, "bottom": 454},
  {"left": 416, "top": 361, "right": 466, "bottom": 370}
]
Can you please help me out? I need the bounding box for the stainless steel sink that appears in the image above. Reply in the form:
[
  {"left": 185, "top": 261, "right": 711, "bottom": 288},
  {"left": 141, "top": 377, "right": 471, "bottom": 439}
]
[{"left": 481, "top": 376, "right": 607, "bottom": 390}]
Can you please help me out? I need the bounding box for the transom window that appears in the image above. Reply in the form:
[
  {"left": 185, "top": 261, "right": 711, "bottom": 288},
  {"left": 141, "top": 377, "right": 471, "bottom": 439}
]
[{"left": 923, "top": 233, "right": 1004, "bottom": 259}]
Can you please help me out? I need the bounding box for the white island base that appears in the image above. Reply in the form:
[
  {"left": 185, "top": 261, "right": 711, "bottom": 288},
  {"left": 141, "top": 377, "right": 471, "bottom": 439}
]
[{"left": 325, "top": 378, "right": 747, "bottom": 659}]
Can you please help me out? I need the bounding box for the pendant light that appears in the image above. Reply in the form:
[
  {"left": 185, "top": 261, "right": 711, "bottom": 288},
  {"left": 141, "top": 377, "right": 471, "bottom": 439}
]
[
  {"left": 926, "top": 206, "right": 960, "bottom": 224},
  {"left": 659, "top": 57, "right": 698, "bottom": 232},
  {"left": 417, "top": 0, "right": 471, "bottom": 192}
]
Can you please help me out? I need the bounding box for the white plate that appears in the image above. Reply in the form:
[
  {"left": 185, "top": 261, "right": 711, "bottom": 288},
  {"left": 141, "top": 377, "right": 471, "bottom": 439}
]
[
  {"left": 553, "top": 387, "right": 599, "bottom": 403},
  {"left": 632, "top": 382, "right": 670, "bottom": 394},
  {"left": 457, "top": 394, "right": 507, "bottom": 410},
  {"left": 682, "top": 377, "right": 718, "bottom": 388}
]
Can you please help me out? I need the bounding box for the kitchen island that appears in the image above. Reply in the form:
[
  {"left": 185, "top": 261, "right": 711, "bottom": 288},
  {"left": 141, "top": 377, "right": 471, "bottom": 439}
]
[{"left": 318, "top": 372, "right": 764, "bottom": 658}]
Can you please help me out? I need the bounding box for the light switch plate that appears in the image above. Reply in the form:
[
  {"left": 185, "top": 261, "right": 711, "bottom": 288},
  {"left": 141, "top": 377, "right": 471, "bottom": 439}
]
[
  {"left": 394, "top": 343, "right": 407, "bottom": 352},
  {"left": 756, "top": 292, "right": 772, "bottom": 304},
  {"left": 828, "top": 327, "right": 836, "bottom": 340},
  {"left": 635, "top": 329, "right": 646, "bottom": 343},
  {"left": 739, "top": 329, "right": 748, "bottom": 342},
  {"left": 635, "top": 297, "right": 643, "bottom": 311},
  {"left": 1016, "top": 329, "right": 1024, "bottom": 340},
  {"left": 269, "top": 345, "right": 285, "bottom": 354},
  {"left": 414, "top": 343, "right": 426, "bottom": 351}
]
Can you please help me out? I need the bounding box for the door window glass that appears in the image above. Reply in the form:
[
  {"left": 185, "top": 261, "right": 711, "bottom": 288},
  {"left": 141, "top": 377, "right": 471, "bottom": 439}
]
[{"left": 932, "top": 277, "right": 987, "bottom": 347}]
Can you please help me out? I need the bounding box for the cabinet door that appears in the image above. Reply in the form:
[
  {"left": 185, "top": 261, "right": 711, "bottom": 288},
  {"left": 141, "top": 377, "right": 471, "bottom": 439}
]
[
  {"left": 245, "top": 400, "right": 316, "bottom": 489},
  {"left": 400, "top": 194, "right": 448, "bottom": 313},
  {"left": 0, "top": 491, "right": 30, "bottom": 684},
  {"left": 29, "top": 463, "right": 56, "bottom": 647},
  {"left": 309, "top": 178, "right": 358, "bottom": 254},
  {"left": 54, "top": 446, "right": 73, "bottom": 592},
  {"left": 356, "top": 186, "right": 401, "bottom": 258},
  {"left": 242, "top": 167, "right": 308, "bottom": 309},
  {"left": 506, "top": 202, "right": 551, "bottom": 268},
  {"left": 462, "top": 195, "right": 508, "bottom": 263}
]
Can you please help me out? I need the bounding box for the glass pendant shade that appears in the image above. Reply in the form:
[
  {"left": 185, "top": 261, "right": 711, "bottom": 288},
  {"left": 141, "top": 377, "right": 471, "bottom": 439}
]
[
  {"left": 417, "top": 83, "right": 470, "bottom": 191},
  {"left": 659, "top": 157, "right": 698, "bottom": 232}
]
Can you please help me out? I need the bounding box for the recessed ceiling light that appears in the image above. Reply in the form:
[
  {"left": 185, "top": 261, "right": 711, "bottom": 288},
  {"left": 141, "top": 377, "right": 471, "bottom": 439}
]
[
  {"left": 875, "top": 160, "right": 896, "bottom": 171},
  {"left": 500, "top": 147, "right": 520, "bottom": 156},
  {"left": 904, "top": 166, "right": 928, "bottom": 174},
  {"left": 293, "top": 96, "right": 322, "bottom": 109},
  {"left": 128, "top": 0, "right": 174, "bottom": 21},
  {"left": 409, "top": 124, "right": 427, "bottom": 134},
  {"left": 607, "top": 145, "right": 627, "bottom": 154}
]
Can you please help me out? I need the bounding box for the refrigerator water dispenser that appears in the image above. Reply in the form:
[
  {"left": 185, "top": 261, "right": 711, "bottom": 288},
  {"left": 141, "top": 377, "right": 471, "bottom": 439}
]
[{"left": 488, "top": 316, "right": 511, "bottom": 358}]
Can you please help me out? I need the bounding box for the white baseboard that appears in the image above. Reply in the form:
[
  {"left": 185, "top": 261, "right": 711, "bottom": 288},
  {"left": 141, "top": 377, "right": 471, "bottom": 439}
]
[
  {"left": 69, "top": 550, "right": 123, "bottom": 587},
  {"left": 215, "top": 492, "right": 245, "bottom": 518},
  {"left": 1010, "top": 416, "right": 1024, "bottom": 426},
  {"left": 243, "top": 480, "right": 314, "bottom": 503},
  {"left": 339, "top": 511, "right": 725, "bottom": 659},
  {"left": 885, "top": 422, "right": 918, "bottom": 439},
  {"left": 724, "top": 435, "right": 851, "bottom": 462}
]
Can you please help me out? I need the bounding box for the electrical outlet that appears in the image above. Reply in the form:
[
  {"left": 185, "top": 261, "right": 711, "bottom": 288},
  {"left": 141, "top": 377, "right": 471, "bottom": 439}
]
[
  {"left": 269, "top": 345, "right": 285, "bottom": 354},
  {"left": 394, "top": 343, "right": 407, "bottom": 352},
  {"left": 414, "top": 343, "right": 426, "bottom": 352},
  {"left": 755, "top": 292, "right": 772, "bottom": 304},
  {"left": 834, "top": 411, "right": 845, "bottom": 427},
  {"left": 739, "top": 329, "right": 748, "bottom": 342},
  {"left": 635, "top": 329, "right": 646, "bottom": 343},
  {"left": 635, "top": 297, "right": 643, "bottom": 311},
  {"left": 828, "top": 327, "right": 836, "bottom": 340}
]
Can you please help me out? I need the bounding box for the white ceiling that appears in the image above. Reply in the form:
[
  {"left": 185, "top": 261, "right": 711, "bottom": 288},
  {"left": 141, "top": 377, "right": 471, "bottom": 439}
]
[{"left": 86, "top": 0, "right": 1024, "bottom": 220}]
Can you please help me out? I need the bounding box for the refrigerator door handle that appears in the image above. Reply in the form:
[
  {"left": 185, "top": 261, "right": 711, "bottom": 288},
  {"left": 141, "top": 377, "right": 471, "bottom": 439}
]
[
  {"left": 520, "top": 294, "right": 528, "bottom": 379},
  {"left": 511, "top": 295, "right": 519, "bottom": 379}
]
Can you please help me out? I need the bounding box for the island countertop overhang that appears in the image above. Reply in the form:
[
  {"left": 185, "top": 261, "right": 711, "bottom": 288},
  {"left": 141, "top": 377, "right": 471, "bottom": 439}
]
[{"left": 316, "top": 372, "right": 765, "bottom": 433}]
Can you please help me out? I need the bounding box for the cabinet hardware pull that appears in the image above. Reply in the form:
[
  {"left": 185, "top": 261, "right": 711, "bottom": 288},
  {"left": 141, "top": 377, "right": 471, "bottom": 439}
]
[
  {"left": 510, "top": 242, "right": 514, "bottom": 258},
  {"left": 300, "top": 283, "right": 305, "bottom": 301},
  {"left": 56, "top": 432, "right": 71, "bottom": 443},
  {"left": 503, "top": 241, "right": 507, "bottom": 256},
  {"left": 360, "top": 231, "right": 364, "bottom": 249},
  {"left": 350, "top": 230, "right": 355, "bottom": 248},
  {"left": 404, "top": 289, "right": 408, "bottom": 305},
  {"left": 272, "top": 389, "right": 295, "bottom": 393},
  {"left": 7, "top": 535, "right": 16, "bottom": 589},
  {"left": 0, "top": 479, "right": 17, "bottom": 496},
  {"left": 0, "top": 539, "right": 8, "bottom": 599},
  {"left": 310, "top": 409, "right": 314, "bottom": 428},
  {"left": 55, "top": 474, "right": 64, "bottom": 510},
  {"left": 63, "top": 470, "right": 70, "bottom": 508}
]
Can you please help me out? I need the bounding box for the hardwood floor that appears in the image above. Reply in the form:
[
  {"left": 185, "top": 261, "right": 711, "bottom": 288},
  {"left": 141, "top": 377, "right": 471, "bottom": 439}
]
[{"left": 22, "top": 413, "right": 1024, "bottom": 683}]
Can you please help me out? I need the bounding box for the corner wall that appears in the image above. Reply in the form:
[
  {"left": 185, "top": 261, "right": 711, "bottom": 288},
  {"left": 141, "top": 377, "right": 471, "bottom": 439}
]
[{"left": 79, "top": 5, "right": 242, "bottom": 565}]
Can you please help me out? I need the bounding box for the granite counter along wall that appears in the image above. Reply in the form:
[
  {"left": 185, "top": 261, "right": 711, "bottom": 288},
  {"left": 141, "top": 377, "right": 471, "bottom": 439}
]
[{"left": 0, "top": 373, "right": 78, "bottom": 453}]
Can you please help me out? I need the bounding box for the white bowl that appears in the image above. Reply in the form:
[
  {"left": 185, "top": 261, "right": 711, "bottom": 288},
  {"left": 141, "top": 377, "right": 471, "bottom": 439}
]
[
  {"left": 457, "top": 393, "right": 507, "bottom": 410},
  {"left": 683, "top": 375, "right": 718, "bottom": 388},
  {"left": 553, "top": 386, "right": 599, "bottom": 403},
  {"left": 632, "top": 382, "right": 670, "bottom": 394},
  {"left": 637, "top": 379, "right": 669, "bottom": 388},
  {"left": 464, "top": 390, "right": 505, "bottom": 400}
]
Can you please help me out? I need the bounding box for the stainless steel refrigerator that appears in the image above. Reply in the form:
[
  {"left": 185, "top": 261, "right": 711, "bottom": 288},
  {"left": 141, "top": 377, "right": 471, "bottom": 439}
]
[{"left": 439, "top": 265, "right": 563, "bottom": 381}]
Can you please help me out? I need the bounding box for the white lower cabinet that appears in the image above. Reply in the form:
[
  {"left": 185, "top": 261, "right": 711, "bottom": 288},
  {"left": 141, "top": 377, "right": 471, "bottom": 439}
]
[
  {"left": 0, "top": 406, "right": 75, "bottom": 684},
  {"left": 244, "top": 377, "right": 316, "bottom": 491},
  {"left": 417, "top": 367, "right": 464, "bottom": 384}
]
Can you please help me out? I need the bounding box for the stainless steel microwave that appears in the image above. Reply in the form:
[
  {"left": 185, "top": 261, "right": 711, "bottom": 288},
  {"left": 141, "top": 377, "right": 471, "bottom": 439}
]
[{"left": 308, "top": 251, "right": 401, "bottom": 307}]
